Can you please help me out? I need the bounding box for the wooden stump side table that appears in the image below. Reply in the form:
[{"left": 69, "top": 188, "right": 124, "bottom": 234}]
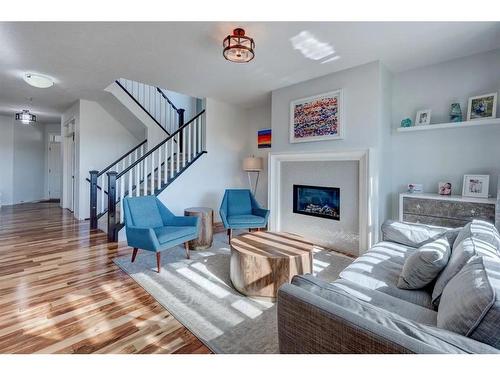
[
  {"left": 184, "top": 207, "right": 213, "bottom": 250},
  {"left": 230, "top": 231, "right": 314, "bottom": 301}
]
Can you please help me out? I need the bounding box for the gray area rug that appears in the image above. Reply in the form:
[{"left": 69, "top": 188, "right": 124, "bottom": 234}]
[{"left": 114, "top": 232, "right": 353, "bottom": 354}]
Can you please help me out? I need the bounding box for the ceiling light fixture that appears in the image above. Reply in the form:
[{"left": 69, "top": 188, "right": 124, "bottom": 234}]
[
  {"left": 15, "top": 109, "right": 37, "bottom": 125},
  {"left": 223, "top": 28, "right": 255, "bottom": 63},
  {"left": 23, "top": 73, "right": 54, "bottom": 88}
]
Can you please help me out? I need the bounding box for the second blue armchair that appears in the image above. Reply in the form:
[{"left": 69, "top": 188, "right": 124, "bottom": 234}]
[
  {"left": 123, "top": 196, "right": 200, "bottom": 273},
  {"left": 219, "top": 189, "right": 270, "bottom": 240}
]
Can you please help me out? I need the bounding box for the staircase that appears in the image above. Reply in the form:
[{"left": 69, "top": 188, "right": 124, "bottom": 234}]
[{"left": 89, "top": 79, "right": 206, "bottom": 242}]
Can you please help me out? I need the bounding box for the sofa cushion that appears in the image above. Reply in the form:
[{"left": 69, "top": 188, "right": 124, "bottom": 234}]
[
  {"left": 437, "top": 256, "right": 500, "bottom": 349},
  {"left": 292, "top": 274, "right": 437, "bottom": 325},
  {"left": 381, "top": 220, "right": 460, "bottom": 249},
  {"left": 432, "top": 236, "right": 499, "bottom": 307},
  {"left": 339, "top": 250, "right": 433, "bottom": 308},
  {"left": 289, "top": 275, "right": 498, "bottom": 353},
  {"left": 363, "top": 241, "right": 418, "bottom": 266},
  {"left": 397, "top": 237, "right": 451, "bottom": 290},
  {"left": 452, "top": 220, "right": 500, "bottom": 250}
]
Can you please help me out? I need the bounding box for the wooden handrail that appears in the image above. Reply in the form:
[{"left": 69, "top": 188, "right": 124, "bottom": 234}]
[{"left": 117, "top": 109, "right": 205, "bottom": 179}]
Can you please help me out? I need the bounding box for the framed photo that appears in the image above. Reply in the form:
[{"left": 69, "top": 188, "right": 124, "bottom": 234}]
[
  {"left": 438, "top": 182, "right": 452, "bottom": 196},
  {"left": 290, "top": 89, "right": 343, "bottom": 143},
  {"left": 467, "top": 92, "right": 497, "bottom": 121},
  {"left": 462, "top": 175, "right": 489, "bottom": 198},
  {"left": 415, "top": 109, "right": 432, "bottom": 126},
  {"left": 407, "top": 183, "right": 423, "bottom": 194}
]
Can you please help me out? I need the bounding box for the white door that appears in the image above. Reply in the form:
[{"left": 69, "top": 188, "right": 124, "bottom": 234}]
[{"left": 48, "top": 139, "right": 62, "bottom": 199}]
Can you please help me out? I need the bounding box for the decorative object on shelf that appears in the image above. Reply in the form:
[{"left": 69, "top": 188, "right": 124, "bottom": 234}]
[
  {"left": 15, "top": 109, "right": 36, "bottom": 125},
  {"left": 449, "top": 103, "right": 463, "bottom": 122},
  {"left": 290, "top": 89, "right": 343, "bottom": 143},
  {"left": 438, "top": 182, "right": 452, "bottom": 196},
  {"left": 407, "top": 183, "right": 423, "bottom": 194},
  {"left": 243, "top": 156, "right": 263, "bottom": 195},
  {"left": 462, "top": 174, "right": 490, "bottom": 198},
  {"left": 467, "top": 92, "right": 497, "bottom": 121},
  {"left": 223, "top": 28, "right": 255, "bottom": 63},
  {"left": 400, "top": 118, "right": 412, "bottom": 128},
  {"left": 257, "top": 128, "right": 271, "bottom": 148},
  {"left": 415, "top": 109, "right": 432, "bottom": 126}
]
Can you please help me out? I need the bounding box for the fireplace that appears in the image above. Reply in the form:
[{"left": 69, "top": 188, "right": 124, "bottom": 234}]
[{"left": 293, "top": 184, "right": 340, "bottom": 220}]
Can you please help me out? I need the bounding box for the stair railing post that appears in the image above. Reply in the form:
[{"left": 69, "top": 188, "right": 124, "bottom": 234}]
[
  {"left": 107, "top": 171, "right": 118, "bottom": 242},
  {"left": 177, "top": 108, "right": 185, "bottom": 152},
  {"left": 89, "top": 170, "right": 99, "bottom": 230}
]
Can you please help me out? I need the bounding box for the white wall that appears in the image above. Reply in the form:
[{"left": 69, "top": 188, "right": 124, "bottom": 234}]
[
  {"left": 0, "top": 115, "right": 14, "bottom": 206},
  {"left": 61, "top": 99, "right": 142, "bottom": 219},
  {"left": 243, "top": 100, "right": 271, "bottom": 207},
  {"left": 390, "top": 49, "right": 500, "bottom": 217},
  {"left": 280, "top": 160, "right": 359, "bottom": 255},
  {"left": 164, "top": 89, "right": 199, "bottom": 122},
  {"left": 157, "top": 98, "right": 249, "bottom": 221},
  {"left": 12, "top": 123, "right": 45, "bottom": 203}
]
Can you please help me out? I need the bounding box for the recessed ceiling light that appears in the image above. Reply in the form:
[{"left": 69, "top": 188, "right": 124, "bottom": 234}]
[{"left": 23, "top": 73, "right": 54, "bottom": 88}]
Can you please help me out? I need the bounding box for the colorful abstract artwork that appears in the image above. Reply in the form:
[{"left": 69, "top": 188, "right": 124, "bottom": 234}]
[
  {"left": 257, "top": 128, "right": 271, "bottom": 148},
  {"left": 290, "top": 89, "right": 343, "bottom": 143}
]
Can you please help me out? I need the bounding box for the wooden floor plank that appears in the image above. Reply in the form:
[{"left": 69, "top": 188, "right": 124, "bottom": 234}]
[{"left": 0, "top": 202, "right": 211, "bottom": 354}]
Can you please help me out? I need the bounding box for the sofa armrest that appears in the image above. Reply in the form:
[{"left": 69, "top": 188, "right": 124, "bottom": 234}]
[
  {"left": 381, "top": 220, "right": 461, "bottom": 248},
  {"left": 277, "top": 284, "right": 444, "bottom": 354},
  {"left": 252, "top": 207, "right": 269, "bottom": 220},
  {"left": 219, "top": 209, "right": 229, "bottom": 228}
]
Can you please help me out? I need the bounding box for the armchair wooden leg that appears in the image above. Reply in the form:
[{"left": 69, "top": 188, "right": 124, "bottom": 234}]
[
  {"left": 156, "top": 252, "right": 161, "bottom": 273},
  {"left": 131, "top": 248, "right": 138, "bottom": 262},
  {"left": 184, "top": 242, "right": 190, "bottom": 260},
  {"left": 227, "top": 228, "right": 232, "bottom": 241}
]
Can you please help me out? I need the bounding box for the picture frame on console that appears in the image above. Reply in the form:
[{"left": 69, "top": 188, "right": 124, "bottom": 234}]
[
  {"left": 289, "top": 89, "right": 343, "bottom": 143},
  {"left": 462, "top": 174, "right": 490, "bottom": 198}
]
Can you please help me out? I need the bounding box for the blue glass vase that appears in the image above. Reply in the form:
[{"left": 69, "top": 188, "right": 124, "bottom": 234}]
[{"left": 450, "top": 103, "right": 462, "bottom": 122}]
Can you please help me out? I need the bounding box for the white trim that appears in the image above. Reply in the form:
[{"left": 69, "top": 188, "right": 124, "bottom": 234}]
[
  {"left": 289, "top": 89, "right": 344, "bottom": 143},
  {"left": 268, "top": 149, "right": 375, "bottom": 254}
]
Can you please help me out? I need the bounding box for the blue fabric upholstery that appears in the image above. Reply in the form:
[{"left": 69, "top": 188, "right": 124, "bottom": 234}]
[
  {"left": 219, "top": 189, "right": 269, "bottom": 230},
  {"left": 123, "top": 196, "right": 200, "bottom": 253}
]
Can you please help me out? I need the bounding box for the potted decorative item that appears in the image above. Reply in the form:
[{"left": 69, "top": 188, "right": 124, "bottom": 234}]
[
  {"left": 400, "top": 118, "right": 412, "bottom": 128},
  {"left": 450, "top": 103, "right": 462, "bottom": 122}
]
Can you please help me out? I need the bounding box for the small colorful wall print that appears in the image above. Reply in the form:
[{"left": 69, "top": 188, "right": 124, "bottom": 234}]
[
  {"left": 467, "top": 92, "right": 497, "bottom": 121},
  {"left": 290, "top": 89, "right": 343, "bottom": 143},
  {"left": 257, "top": 128, "right": 271, "bottom": 148}
]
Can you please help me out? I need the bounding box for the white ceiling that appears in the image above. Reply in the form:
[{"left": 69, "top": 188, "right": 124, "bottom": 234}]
[{"left": 1, "top": 22, "right": 499, "bottom": 123}]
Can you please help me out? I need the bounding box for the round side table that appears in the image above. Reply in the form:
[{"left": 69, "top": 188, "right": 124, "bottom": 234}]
[{"left": 184, "top": 207, "right": 214, "bottom": 250}]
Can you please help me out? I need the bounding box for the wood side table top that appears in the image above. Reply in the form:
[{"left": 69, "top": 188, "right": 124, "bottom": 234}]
[{"left": 230, "top": 231, "right": 315, "bottom": 258}]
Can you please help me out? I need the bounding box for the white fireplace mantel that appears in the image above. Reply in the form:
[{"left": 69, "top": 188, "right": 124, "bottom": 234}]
[{"left": 267, "top": 149, "right": 378, "bottom": 253}]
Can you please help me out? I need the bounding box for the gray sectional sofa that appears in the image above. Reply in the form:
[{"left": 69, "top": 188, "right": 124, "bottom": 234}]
[{"left": 277, "top": 220, "right": 500, "bottom": 353}]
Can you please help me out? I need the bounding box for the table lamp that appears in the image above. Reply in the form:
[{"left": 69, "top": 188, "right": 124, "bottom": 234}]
[{"left": 243, "top": 156, "right": 263, "bottom": 196}]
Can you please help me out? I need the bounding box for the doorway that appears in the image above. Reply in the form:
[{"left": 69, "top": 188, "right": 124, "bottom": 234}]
[
  {"left": 47, "top": 134, "right": 62, "bottom": 200},
  {"left": 64, "top": 119, "right": 76, "bottom": 213}
]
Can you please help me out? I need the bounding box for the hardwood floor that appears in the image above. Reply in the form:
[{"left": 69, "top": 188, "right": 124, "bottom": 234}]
[{"left": 0, "top": 202, "right": 211, "bottom": 354}]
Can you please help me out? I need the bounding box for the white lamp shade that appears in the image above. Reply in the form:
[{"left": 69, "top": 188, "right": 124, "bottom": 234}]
[{"left": 243, "top": 156, "right": 263, "bottom": 171}]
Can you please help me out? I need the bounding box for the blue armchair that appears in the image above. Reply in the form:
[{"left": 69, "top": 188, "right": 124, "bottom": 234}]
[
  {"left": 123, "top": 196, "right": 200, "bottom": 273},
  {"left": 219, "top": 189, "right": 270, "bottom": 240}
]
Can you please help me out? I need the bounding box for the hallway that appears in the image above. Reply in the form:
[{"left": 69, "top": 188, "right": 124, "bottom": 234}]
[{"left": 0, "top": 202, "right": 210, "bottom": 353}]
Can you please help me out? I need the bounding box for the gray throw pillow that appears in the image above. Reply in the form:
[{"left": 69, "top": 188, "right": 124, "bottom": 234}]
[
  {"left": 381, "top": 220, "right": 460, "bottom": 248},
  {"left": 437, "top": 256, "right": 500, "bottom": 349},
  {"left": 397, "top": 237, "right": 451, "bottom": 290},
  {"left": 432, "top": 221, "right": 500, "bottom": 308}
]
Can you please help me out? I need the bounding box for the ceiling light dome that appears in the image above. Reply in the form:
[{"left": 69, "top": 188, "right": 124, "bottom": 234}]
[
  {"left": 223, "top": 28, "right": 255, "bottom": 63},
  {"left": 23, "top": 73, "right": 54, "bottom": 88}
]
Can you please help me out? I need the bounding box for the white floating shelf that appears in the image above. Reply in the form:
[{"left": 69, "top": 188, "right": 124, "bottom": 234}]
[{"left": 395, "top": 118, "right": 500, "bottom": 133}]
